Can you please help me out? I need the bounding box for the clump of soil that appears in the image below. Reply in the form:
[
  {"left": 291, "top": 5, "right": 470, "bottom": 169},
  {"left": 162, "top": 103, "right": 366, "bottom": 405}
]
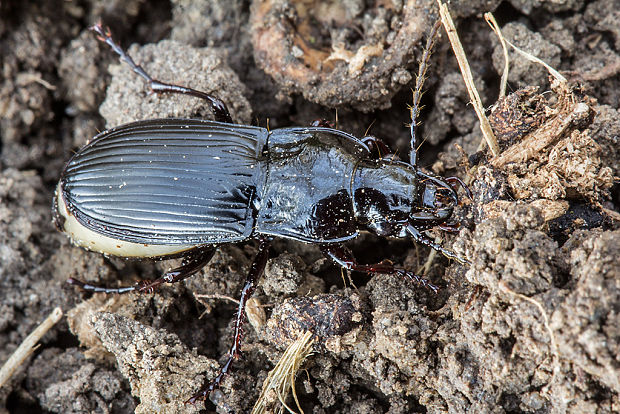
[{"left": 1, "top": 1, "right": 618, "bottom": 413}]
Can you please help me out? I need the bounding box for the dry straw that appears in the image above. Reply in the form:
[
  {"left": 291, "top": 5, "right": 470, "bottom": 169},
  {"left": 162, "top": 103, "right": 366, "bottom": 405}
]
[
  {"left": 436, "top": 0, "right": 500, "bottom": 157},
  {"left": 252, "top": 331, "right": 315, "bottom": 414}
]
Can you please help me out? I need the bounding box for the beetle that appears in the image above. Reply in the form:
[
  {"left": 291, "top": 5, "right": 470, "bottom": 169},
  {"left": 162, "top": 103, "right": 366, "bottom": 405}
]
[{"left": 55, "top": 23, "right": 470, "bottom": 403}]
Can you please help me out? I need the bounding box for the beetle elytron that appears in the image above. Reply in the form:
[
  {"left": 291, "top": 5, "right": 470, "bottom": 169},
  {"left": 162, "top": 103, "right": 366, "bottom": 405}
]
[{"left": 55, "top": 23, "right": 469, "bottom": 403}]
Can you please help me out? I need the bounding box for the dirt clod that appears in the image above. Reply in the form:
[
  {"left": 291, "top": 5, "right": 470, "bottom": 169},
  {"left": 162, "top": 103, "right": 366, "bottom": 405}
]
[
  {"left": 266, "top": 294, "right": 361, "bottom": 350},
  {"left": 1, "top": 1, "right": 619, "bottom": 413},
  {"left": 91, "top": 312, "right": 217, "bottom": 413}
]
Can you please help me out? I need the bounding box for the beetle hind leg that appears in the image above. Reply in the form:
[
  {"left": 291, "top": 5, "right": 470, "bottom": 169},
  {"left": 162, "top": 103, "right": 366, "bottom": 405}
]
[
  {"left": 90, "top": 23, "right": 233, "bottom": 124},
  {"left": 67, "top": 247, "right": 216, "bottom": 294},
  {"left": 320, "top": 244, "right": 439, "bottom": 293},
  {"left": 187, "top": 237, "right": 272, "bottom": 404}
]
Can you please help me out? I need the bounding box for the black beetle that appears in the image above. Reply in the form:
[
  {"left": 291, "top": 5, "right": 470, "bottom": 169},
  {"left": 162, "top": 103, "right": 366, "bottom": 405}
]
[{"left": 55, "top": 23, "right": 470, "bottom": 403}]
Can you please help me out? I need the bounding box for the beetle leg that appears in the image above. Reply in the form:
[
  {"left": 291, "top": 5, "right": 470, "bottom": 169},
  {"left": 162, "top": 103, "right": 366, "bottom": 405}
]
[
  {"left": 90, "top": 23, "right": 233, "bottom": 124},
  {"left": 187, "top": 237, "right": 272, "bottom": 404},
  {"left": 311, "top": 119, "right": 395, "bottom": 160},
  {"left": 407, "top": 225, "right": 470, "bottom": 265},
  {"left": 136, "top": 247, "right": 216, "bottom": 293},
  {"left": 67, "top": 247, "right": 215, "bottom": 294},
  {"left": 320, "top": 244, "right": 438, "bottom": 293},
  {"left": 66, "top": 277, "right": 138, "bottom": 294},
  {"left": 437, "top": 222, "right": 461, "bottom": 233}
]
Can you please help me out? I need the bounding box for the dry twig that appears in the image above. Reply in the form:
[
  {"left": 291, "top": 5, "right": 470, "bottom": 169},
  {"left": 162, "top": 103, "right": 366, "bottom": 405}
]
[
  {"left": 436, "top": 0, "right": 500, "bottom": 157},
  {"left": 0, "top": 307, "right": 63, "bottom": 388}
]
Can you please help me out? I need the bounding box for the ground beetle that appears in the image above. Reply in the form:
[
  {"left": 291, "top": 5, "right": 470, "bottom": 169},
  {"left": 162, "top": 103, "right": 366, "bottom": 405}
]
[{"left": 54, "top": 23, "right": 470, "bottom": 403}]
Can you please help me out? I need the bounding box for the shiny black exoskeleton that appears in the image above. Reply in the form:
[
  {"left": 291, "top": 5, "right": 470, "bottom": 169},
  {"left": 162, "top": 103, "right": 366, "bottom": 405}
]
[{"left": 55, "top": 23, "right": 469, "bottom": 403}]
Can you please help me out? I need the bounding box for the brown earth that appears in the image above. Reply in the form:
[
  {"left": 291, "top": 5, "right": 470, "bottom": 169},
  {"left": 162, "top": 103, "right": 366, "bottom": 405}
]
[{"left": 1, "top": 0, "right": 618, "bottom": 413}]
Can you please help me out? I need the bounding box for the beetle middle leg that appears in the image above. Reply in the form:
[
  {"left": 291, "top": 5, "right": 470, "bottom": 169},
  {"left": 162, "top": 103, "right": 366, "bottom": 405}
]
[
  {"left": 187, "top": 236, "right": 272, "bottom": 404},
  {"left": 90, "top": 23, "right": 233, "bottom": 124},
  {"left": 320, "top": 244, "right": 438, "bottom": 293},
  {"left": 67, "top": 247, "right": 216, "bottom": 294}
]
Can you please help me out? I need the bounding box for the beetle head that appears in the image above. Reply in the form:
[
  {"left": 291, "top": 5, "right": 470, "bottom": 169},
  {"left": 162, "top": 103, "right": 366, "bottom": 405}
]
[
  {"left": 409, "top": 171, "right": 459, "bottom": 228},
  {"left": 352, "top": 160, "right": 462, "bottom": 238}
]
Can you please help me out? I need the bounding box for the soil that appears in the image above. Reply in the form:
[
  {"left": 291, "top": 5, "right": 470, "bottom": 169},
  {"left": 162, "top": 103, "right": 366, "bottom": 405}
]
[{"left": 1, "top": 1, "right": 618, "bottom": 413}]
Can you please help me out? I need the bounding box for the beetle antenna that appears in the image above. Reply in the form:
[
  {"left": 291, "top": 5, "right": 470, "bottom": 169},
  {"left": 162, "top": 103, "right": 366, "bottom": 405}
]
[{"left": 410, "top": 19, "right": 442, "bottom": 167}]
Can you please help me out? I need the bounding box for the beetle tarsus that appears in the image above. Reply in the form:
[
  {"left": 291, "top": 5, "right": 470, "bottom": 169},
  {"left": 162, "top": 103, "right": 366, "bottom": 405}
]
[
  {"left": 89, "top": 23, "right": 234, "bottom": 124},
  {"left": 320, "top": 244, "right": 438, "bottom": 292},
  {"left": 187, "top": 237, "right": 272, "bottom": 404},
  {"left": 66, "top": 277, "right": 137, "bottom": 294},
  {"left": 396, "top": 270, "right": 439, "bottom": 293},
  {"left": 67, "top": 247, "right": 216, "bottom": 295},
  {"left": 407, "top": 225, "right": 470, "bottom": 265}
]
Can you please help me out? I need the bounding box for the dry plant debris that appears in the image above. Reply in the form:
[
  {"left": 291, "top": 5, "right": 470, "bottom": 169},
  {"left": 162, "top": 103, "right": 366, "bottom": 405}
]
[
  {"left": 0, "top": 308, "right": 63, "bottom": 389},
  {"left": 437, "top": 0, "right": 500, "bottom": 156},
  {"left": 252, "top": 331, "right": 315, "bottom": 414},
  {"left": 489, "top": 81, "right": 613, "bottom": 203}
]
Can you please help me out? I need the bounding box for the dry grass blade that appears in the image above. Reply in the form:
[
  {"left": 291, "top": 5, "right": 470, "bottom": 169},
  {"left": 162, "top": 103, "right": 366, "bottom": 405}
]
[
  {"left": 252, "top": 331, "right": 315, "bottom": 414},
  {"left": 502, "top": 38, "right": 566, "bottom": 83},
  {"left": 485, "top": 13, "right": 510, "bottom": 99},
  {"left": 486, "top": 10, "right": 565, "bottom": 83},
  {"left": 436, "top": 0, "right": 500, "bottom": 157},
  {"left": 0, "top": 307, "right": 63, "bottom": 388}
]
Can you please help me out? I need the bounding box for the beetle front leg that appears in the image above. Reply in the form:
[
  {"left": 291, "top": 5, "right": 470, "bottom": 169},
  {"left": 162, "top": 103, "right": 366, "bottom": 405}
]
[
  {"left": 67, "top": 247, "right": 216, "bottom": 294},
  {"left": 320, "top": 244, "right": 438, "bottom": 293},
  {"left": 187, "top": 237, "right": 272, "bottom": 404},
  {"left": 406, "top": 225, "right": 470, "bottom": 265},
  {"left": 445, "top": 176, "right": 473, "bottom": 201},
  {"left": 90, "top": 23, "right": 233, "bottom": 124}
]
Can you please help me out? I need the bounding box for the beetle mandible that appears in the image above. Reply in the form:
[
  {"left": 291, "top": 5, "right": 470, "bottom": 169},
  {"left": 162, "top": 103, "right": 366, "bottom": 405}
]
[{"left": 54, "top": 22, "right": 470, "bottom": 403}]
